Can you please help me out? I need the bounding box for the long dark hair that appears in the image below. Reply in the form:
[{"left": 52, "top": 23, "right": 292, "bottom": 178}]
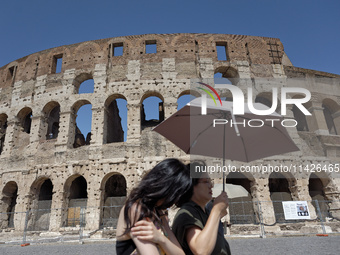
[
  {"left": 176, "top": 161, "right": 206, "bottom": 207},
  {"left": 123, "top": 158, "right": 191, "bottom": 234}
]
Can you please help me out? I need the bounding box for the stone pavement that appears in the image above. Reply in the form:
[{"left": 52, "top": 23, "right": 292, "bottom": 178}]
[{"left": 1, "top": 235, "right": 339, "bottom": 255}]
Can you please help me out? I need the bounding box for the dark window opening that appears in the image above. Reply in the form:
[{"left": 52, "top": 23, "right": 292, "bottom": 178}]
[
  {"left": 1, "top": 182, "right": 18, "bottom": 228},
  {"left": 141, "top": 96, "right": 164, "bottom": 130},
  {"left": 52, "top": 54, "right": 63, "bottom": 74},
  {"left": 46, "top": 106, "right": 60, "bottom": 139},
  {"left": 104, "top": 175, "right": 127, "bottom": 200},
  {"left": 145, "top": 40, "right": 157, "bottom": 54},
  {"left": 23, "top": 112, "right": 32, "bottom": 134},
  {"left": 105, "top": 98, "right": 127, "bottom": 143},
  {"left": 67, "top": 176, "right": 87, "bottom": 227},
  {"left": 39, "top": 179, "right": 53, "bottom": 201},
  {"left": 226, "top": 173, "right": 255, "bottom": 224},
  {"left": 216, "top": 42, "right": 228, "bottom": 61},
  {"left": 309, "top": 174, "right": 330, "bottom": 219},
  {"left": 323, "top": 105, "right": 337, "bottom": 135},
  {"left": 269, "top": 173, "right": 293, "bottom": 223},
  {"left": 0, "top": 118, "right": 7, "bottom": 154},
  {"left": 102, "top": 175, "right": 127, "bottom": 228},
  {"left": 7, "top": 66, "right": 16, "bottom": 81},
  {"left": 69, "top": 176, "right": 87, "bottom": 199}
]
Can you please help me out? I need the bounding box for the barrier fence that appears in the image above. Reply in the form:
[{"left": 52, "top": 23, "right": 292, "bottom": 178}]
[{"left": 0, "top": 200, "right": 339, "bottom": 245}]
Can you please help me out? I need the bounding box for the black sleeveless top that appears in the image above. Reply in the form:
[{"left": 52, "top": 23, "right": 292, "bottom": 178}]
[{"left": 116, "top": 239, "right": 136, "bottom": 255}]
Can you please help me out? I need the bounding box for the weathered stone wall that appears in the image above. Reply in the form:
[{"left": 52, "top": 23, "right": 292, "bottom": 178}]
[{"left": 0, "top": 33, "right": 339, "bottom": 234}]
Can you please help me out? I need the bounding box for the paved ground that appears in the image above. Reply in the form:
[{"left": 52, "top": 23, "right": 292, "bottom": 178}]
[{"left": 1, "top": 235, "right": 339, "bottom": 255}]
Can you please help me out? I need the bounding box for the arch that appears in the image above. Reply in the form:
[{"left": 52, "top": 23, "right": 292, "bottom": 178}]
[
  {"left": 64, "top": 175, "right": 88, "bottom": 227},
  {"left": 214, "top": 66, "right": 239, "bottom": 80},
  {"left": 309, "top": 173, "right": 331, "bottom": 219},
  {"left": 100, "top": 173, "right": 127, "bottom": 227},
  {"left": 177, "top": 90, "right": 198, "bottom": 110},
  {"left": 0, "top": 113, "right": 8, "bottom": 154},
  {"left": 225, "top": 172, "right": 256, "bottom": 224},
  {"left": 140, "top": 92, "right": 164, "bottom": 130},
  {"left": 214, "top": 67, "right": 239, "bottom": 99},
  {"left": 214, "top": 72, "right": 232, "bottom": 86},
  {"left": 0, "top": 181, "right": 18, "bottom": 229},
  {"left": 322, "top": 98, "right": 339, "bottom": 135},
  {"left": 17, "top": 107, "right": 33, "bottom": 134},
  {"left": 28, "top": 177, "right": 53, "bottom": 231},
  {"left": 42, "top": 101, "right": 60, "bottom": 140},
  {"left": 269, "top": 172, "right": 295, "bottom": 223},
  {"left": 72, "top": 100, "right": 92, "bottom": 148},
  {"left": 73, "top": 73, "right": 94, "bottom": 94},
  {"left": 104, "top": 95, "right": 127, "bottom": 143}
]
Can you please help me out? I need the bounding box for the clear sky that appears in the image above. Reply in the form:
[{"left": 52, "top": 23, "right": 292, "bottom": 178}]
[
  {"left": 1, "top": 0, "right": 339, "bottom": 74},
  {"left": 1, "top": 0, "right": 339, "bottom": 138}
]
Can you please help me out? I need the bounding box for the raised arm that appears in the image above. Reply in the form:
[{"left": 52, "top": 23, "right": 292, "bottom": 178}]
[
  {"left": 186, "top": 192, "right": 228, "bottom": 255},
  {"left": 131, "top": 216, "right": 185, "bottom": 255}
]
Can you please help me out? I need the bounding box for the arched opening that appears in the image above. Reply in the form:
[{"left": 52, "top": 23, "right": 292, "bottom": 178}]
[
  {"left": 28, "top": 178, "right": 53, "bottom": 231},
  {"left": 104, "top": 95, "right": 127, "bottom": 143},
  {"left": 42, "top": 102, "right": 60, "bottom": 140},
  {"left": 269, "top": 173, "right": 293, "bottom": 223},
  {"left": 73, "top": 101, "right": 92, "bottom": 148},
  {"left": 141, "top": 94, "right": 164, "bottom": 131},
  {"left": 177, "top": 91, "right": 197, "bottom": 110},
  {"left": 101, "top": 174, "right": 127, "bottom": 228},
  {"left": 73, "top": 73, "right": 94, "bottom": 94},
  {"left": 309, "top": 173, "right": 330, "bottom": 219},
  {"left": 214, "top": 67, "right": 239, "bottom": 86},
  {"left": 0, "top": 114, "right": 8, "bottom": 154},
  {"left": 79, "top": 79, "right": 94, "bottom": 94},
  {"left": 323, "top": 104, "right": 337, "bottom": 135},
  {"left": 17, "top": 107, "right": 32, "bottom": 134},
  {"left": 322, "top": 99, "right": 340, "bottom": 135},
  {"left": 0, "top": 181, "right": 18, "bottom": 229},
  {"left": 225, "top": 172, "right": 255, "bottom": 224},
  {"left": 214, "top": 72, "right": 232, "bottom": 85},
  {"left": 65, "top": 175, "right": 88, "bottom": 227}
]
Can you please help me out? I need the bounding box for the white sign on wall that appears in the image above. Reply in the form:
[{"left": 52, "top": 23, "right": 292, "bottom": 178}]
[{"left": 282, "top": 201, "right": 311, "bottom": 220}]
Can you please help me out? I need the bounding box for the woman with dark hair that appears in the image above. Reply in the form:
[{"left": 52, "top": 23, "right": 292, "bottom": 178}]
[
  {"left": 116, "top": 158, "right": 191, "bottom": 255},
  {"left": 172, "top": 162, "right": 231, "bottom": 255}
]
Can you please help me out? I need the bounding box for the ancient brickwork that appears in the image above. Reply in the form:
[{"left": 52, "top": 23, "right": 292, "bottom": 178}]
[{"left": 0, "top": 34, "right": 339, "bottom": 236}]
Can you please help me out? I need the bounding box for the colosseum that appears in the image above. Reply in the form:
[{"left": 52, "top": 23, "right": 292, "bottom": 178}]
[{"left": 0, "top": 33, "right": 339, "bottom": 240}]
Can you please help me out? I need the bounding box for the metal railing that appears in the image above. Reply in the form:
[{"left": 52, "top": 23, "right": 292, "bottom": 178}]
[{"left": 0, "top": 200, "right": 339, "bottom": 244}]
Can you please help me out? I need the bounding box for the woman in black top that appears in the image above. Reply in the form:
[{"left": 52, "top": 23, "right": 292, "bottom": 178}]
[{"left": 116, "top": 158, "right": 191, "bottom": 255}]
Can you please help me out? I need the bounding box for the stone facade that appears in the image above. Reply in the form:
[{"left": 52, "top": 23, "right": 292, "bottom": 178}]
[{"left": 0, "top": 33, "right": 339, "bottom": 236}]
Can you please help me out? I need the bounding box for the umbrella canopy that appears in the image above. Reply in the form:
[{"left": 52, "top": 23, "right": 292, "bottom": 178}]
[
  {"left": 153, "top": 97, "right": 299, "bottom": 162},
  {"left": 212, "top": 184, "right": 249, "bottom": 199}
]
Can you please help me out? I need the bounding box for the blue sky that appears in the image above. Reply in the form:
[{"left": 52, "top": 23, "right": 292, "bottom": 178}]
[{"left": 1, "top": 0, "right": 339, "bottom": 139}]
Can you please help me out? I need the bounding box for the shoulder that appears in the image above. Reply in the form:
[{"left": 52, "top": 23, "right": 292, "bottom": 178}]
[
  {"left": 172, "top": 202, "right": 204, "bottom": 231},
  {"left": 176, "top": 201, "right": 201, "bottom": 217}
]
